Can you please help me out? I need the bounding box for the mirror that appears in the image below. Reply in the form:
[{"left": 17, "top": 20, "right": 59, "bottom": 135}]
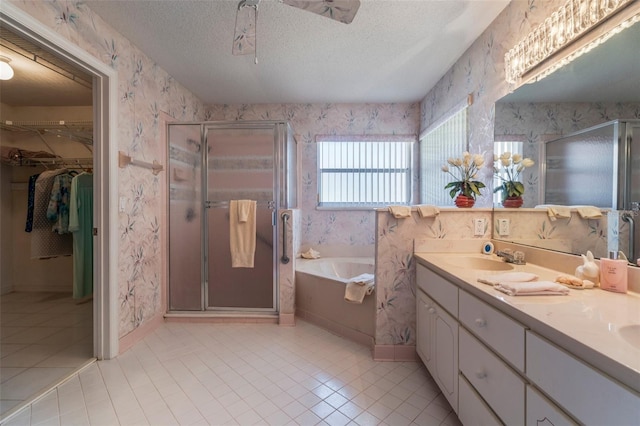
[{"left": 493, "top": 20, "right": 640, "bottom": 264}]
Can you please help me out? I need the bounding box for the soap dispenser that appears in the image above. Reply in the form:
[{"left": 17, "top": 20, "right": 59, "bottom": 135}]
[{"left": 599, "top": 251, "right": 628, "bottom": 293}]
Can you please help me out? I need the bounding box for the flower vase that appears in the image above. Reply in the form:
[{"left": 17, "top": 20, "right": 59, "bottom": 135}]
[
  {"left": 454, "top": 194, "right": 475, "bottom": 208},
  {"left": 502, "top": 196, "right": 523, "bottom": 208}
]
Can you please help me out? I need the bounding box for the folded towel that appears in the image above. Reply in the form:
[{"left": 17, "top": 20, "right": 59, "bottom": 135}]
[
  {"left": 577, "top": 206, "right": 602, "bottom": 219},
  {"left": 477, "top": 272, "right": 539, "bottom": 286},
  {"left": 230, "top": 200, "right": 256, "bottom": 268},
  {"left": 344, "top": 273, "right": 375, "bottom": 304},
  {"left": 547, "top": 206, "right": 571, "bottom": 221},
  {"left": 416, "top": 204, "right": 440, "bottom": 218},
  {"left": 300, "top": 248, "right": 320, "bottom": 259},
  {"left": 494, "top": 281, "right": 570, "bottom": 296},
  {"left": 388, "top": 205, "right": 412, "bottom": 218}
]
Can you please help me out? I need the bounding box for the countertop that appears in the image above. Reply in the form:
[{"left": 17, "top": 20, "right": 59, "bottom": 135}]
[{"left": 414, "top": 252, "right": 640, "bottom": 393}]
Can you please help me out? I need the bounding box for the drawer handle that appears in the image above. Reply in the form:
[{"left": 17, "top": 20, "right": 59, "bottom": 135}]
[
  {"left": 428, "top": 307, "right": 436, "bottom": 314},
  {"left": 475, "top": 318, "right": 487, "bottom": 328},
  {"left": 475, "top": 370, "right": 487, "bottom": 379}
]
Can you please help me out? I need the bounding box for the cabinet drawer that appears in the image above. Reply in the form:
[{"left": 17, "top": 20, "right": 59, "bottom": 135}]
[
  {"left": 459, "top": 290, "right": 525, "bottom": 371},
  {"left": 526, "top": 385, "right": 576, "bottom": 426},
  {"left": 460, "top": 328, "right": 525, "bottom": 425},
  {"left": 459, "top": 374, "right": 502, "bottom": 426},
  {"left": 527, "top": 331, "right": 640, "bottom": 425},
  {"left": 416, "top": 264, "right": 458, "bottom": 316}
]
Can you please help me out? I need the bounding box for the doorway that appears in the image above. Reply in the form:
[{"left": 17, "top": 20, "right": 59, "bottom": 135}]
[{"left": 0, "top": 4, "right": 117, "bottom": 421}]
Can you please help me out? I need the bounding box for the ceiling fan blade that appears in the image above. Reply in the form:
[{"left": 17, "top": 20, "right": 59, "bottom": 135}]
[
  {"left": 282, "top": 0, "right": 360, "bottom": 24},
  {"left": 232, "top": 1, "right": 257, "bottom": 56}
]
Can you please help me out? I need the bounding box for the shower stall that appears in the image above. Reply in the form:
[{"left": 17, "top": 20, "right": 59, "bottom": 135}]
[{"left": 167, "top": 121, "right": 297, "bottom": 314}]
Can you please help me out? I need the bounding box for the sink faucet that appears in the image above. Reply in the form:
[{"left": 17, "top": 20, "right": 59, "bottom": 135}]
[{"left": 496, "top": 249, "right": 526, "bottom": 265}]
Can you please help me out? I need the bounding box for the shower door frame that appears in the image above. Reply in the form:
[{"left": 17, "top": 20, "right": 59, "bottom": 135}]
[{"left": 202, "top": 121, "right": 284, "bottom": 313}]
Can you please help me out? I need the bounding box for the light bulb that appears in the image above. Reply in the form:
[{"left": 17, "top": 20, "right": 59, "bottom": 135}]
[{"left": 0, "top": 56, "right": 14, "bottom": 80}]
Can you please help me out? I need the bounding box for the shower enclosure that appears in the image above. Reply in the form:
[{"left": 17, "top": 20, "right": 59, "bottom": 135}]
[{"left": 167, "top": 121, "right": 296, "bottom": 313}]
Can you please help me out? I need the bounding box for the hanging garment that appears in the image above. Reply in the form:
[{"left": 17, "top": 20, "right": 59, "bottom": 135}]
[
  {"left": 30, "top": 169, "right": 73, "bottom": 259},
  {"left": 69, "top": 173, "right": 93, "bottom": 299},
  {"left": 25, "top": 173, "right": 40, "bottom": 232},
  {"left": 46, "top": 173, "right": 74, "bottom": 234}
]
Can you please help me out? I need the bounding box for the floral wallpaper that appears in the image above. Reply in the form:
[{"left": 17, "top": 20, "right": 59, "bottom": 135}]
[
  {"left": 10, "top": 1, "right": 207, "bottom": 338},
  {"left": 206, "top": 103, "right": 420, "bottom": 251},
  {"left": 375, "top": 210, "right": 492, "bottom": 346},
  {"left": 495, "top": 101, "right": 640, "bottom": 207}
]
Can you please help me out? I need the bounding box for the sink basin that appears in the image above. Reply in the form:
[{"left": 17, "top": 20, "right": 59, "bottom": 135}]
[
  {"left": 447, "top": 256, "right": 514, "bottom": 271},
  {"left": 618, "top": 324, "right": 640, "bottom": 349}
]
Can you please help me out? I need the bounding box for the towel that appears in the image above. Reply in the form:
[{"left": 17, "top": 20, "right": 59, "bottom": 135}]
[
  {"left": 477, "top": 272, "right": 539, "bottom": 286},
  {"left": 388, "top": 205, "right": 411, "bottom": 218},
  {"left": 546, "top": 206, "right": 571, "bottom": 221},
  {"left": 300, "top": 248, "right": 320, "bottom": 259},
  {"left": 229, "top": 200, "right": 256, "bottom": 268},
  {"left": 494, "top": 281, "right": 570, "bottom": 296},
  {"left": 576, "top": 206, "right": 602, "bottom": 219},
  {"left": 416, "top": 205, "right": 440, "bottom": 218},
  {"left": 345, "top": 273, "right": 375, "bottom": 304}
]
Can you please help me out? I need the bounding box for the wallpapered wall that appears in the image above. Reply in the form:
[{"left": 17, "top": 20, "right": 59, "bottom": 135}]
[
  {"left": 206, "top": 104, "right": 420, "bottom": 250},
  {"left": 10, "top": 1, "right": 207, "bottom": 338}
]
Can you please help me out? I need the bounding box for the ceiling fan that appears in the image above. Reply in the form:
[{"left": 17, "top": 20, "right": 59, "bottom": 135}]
[{"left": 232, "top": 0, "right": 361, "bottom": 60}]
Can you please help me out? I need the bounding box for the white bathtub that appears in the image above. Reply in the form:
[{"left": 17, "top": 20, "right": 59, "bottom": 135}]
[{"left": 295, "top": 258, "right": 376, "bottom": 347}]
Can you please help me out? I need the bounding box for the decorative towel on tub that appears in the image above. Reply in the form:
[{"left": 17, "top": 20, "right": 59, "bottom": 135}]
[
  {"left": 545, "top": 205, "right": 571, "bottom": 221},
  {"left": 345, "top": 273, "right": 375, "bottom": 304},
  {"left": 388, "top": 205, "right": 411, "bottom": 218},
  {"left": 416, "top": 204, "right": 440, "bottom": 218},
  {"left": 229, "top": 200, "right": 256, "bottom": 268},
  {"left": 576, "top": 206, "right": 602, "bottom": 219},
  {"left": 494, "top": 281, "right": 569, "bottom": 296}
]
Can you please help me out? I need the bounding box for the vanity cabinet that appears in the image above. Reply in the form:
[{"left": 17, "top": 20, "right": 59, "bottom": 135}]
[
  {"left": 415, "top": 257, "right": 640, "bottom": 426},
  {"left": 416, "top": 264, "right": 459, "bottom": 412}
]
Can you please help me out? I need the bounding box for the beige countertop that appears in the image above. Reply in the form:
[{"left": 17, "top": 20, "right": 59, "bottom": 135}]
[{"left": 414, "top": 252, "right": 640, "bottom": 393}]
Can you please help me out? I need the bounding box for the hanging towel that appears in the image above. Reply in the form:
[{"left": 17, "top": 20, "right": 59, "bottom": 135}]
[
  {"left": 230, "top": 200, "right": 257, "bottom": 268},
  {"left": 345, "top": 273, "right": 375, "bottom": 304},
  {"left": 494, "top": 281, "right": 569, "bottom": 296},
  {"left": 388, "top": 205, "right": 411, "bottom": 218},
  {"left": 416, "top": 204, "right": 440, "bottom": 218},
  {"left": 477, "top": 271, "right": 539, "bottom": 286},
  {"left": 576, "top": 206, "right": 602, "bottom": 219},
  {"left": 546, "top": 205, "right": 571, "bottom": 221}
]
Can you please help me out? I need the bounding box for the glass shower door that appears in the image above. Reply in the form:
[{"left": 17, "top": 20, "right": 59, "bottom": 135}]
[{"left": 205, "top": 125, "right": 276, "bottom": 311}]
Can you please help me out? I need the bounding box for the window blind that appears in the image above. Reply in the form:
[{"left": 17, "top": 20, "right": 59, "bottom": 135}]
[
  {"left": 420, "top": 106, "right": 468, "bottom": 206},
  {"left": 317, "top": 136, "right": 414, "bottom": 208}
]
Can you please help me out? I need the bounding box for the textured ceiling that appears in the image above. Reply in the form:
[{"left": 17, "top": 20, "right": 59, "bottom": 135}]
[{"left": 84, "top": 0, "right": 511, "bottom": 104}]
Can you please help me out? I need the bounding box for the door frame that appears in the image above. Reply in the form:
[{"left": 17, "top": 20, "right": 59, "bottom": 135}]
[{"left": 1, "top": 3, "right": 119, "bottom": 358}]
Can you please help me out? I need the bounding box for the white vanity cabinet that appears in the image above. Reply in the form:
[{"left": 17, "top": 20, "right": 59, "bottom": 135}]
[{"left": 416, "top": 264, "right": 459, "bottom": 412}]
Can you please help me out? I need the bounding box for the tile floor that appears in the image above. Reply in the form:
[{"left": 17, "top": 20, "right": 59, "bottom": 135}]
[
  {"left": 2, "top": 319, "right": 460, "bottom": 426},
  {"left": 0, "top": 292, "right": 93, "bottom": 420}
]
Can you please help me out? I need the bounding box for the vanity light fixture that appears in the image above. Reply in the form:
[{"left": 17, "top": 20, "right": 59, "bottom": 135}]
[
  {"left": 0, "top": 55, "right": 14, "bottom": 80},
  {"left": 505, "top": 0, "right": 635, "bottom": 85}
]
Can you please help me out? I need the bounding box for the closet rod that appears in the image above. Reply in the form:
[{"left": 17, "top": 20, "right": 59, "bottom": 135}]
[{"left": 16, "top": 157, "right": 93, "bottom": 167}]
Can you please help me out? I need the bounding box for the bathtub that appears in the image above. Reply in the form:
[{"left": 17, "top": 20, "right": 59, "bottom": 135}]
[{"left": 295, "top": 257, "right": 376, "bottom": 347}]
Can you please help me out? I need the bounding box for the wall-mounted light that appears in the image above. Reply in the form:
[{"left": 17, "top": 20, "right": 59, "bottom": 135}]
[
  {"left": 505, "top": 0, "right": 636, "bottom": 85},
  {"left": 0, "top": 55, "right": 14, "bottom": 80}
]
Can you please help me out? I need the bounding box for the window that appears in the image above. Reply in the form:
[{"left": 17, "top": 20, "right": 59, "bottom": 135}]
[
  {"left": 316, "top": 135, "right": 414, "bottom": 208},
  {"left": 420, "top": 103, "right": 468, "bottom": 206}
]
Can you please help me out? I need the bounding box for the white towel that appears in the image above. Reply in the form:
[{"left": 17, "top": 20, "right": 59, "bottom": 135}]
[
  {"left": 576, "top": 206, "right": 602, "bottom": 219},
  {"left": 345, "top": 273, "right": 375, "bottom": 304},
  {"left": 388, "top": 205, "right": 411, "bottom": 218},
  {"left": 416, "top": 205, "right": 440, "bottom": 218},
  {"left": 229, "top": 200, "right": 256, "bottom": 268},
  {"left": 477, "top": 272, "right": 539, "bottom": 286},
  {"left": 494, "top": 281, "right": 569, "bottom": 296}
]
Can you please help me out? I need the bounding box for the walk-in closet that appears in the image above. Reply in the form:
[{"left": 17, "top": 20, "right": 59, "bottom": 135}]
[{"left": 0, "top": 26, "right": 95, "bottom": 418}]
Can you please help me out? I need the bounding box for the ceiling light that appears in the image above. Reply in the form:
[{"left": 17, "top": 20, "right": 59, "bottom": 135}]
[{"left": 0, "top": 55, "right": 14, "bottom": 80}]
